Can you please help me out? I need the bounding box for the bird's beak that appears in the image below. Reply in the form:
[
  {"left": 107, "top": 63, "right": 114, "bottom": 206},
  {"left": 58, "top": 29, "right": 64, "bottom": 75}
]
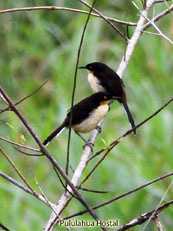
[
  {"left": 112, "top": 96, "right": 122, "bottom": 100},
  {"left": 79, "top": 66, "right": 87, "bottom": 69}
]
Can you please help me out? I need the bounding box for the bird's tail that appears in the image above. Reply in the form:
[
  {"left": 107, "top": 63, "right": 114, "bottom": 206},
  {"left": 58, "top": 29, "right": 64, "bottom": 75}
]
[
  {"left": 43, "top": 124, "right": 65, "bottom": 146},
  {"left": 122, "top": 101, "right": 136, "bottom": 135}
]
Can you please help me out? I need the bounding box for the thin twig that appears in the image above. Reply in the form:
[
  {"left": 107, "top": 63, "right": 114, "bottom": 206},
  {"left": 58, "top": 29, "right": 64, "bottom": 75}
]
[
  {"left": 132, "top": 1, "right": 173, "bottom": 44},
  {"left": 79, "top": 187, "right": 108, "bottom": 194},
  {"left": 13, "top": 146, "right": 44, "bottom": 157},
  {"left": 0, "top": 6, "right": 136, "bottom": 26},
  {"left": 26, "top": 159, "right": 58, "bottom": 216},
  {"left": 153, "top": 216, "right": 164, "bottom": 231},
  {"left": 155, "top": 0, "right": 172, "bottom": 3},
  {"left": 0, "top": 137, "right": 40, "bottom": 152},
  {"left": 143, "top": 4, "right": 173, "bottom": 31},
  {"left": 117, "top": 200, "right": 173, "bottom": 231},
  {"left": 64, "top": 172, "right": 173, "bottom": 219},
  {"left": 0, "top": 170, "right": 54, "bottom": 207},
  {"left": 142, "top": 179, "right": 173, "bottom": 230},
  {"left": 79, "top": 0, "right": 128, "bottom": 42},
  {"left": 0, "top": 222, "right": 10, "bottom": 231},
  {"left": 0, "top": 170, "right": 33, "bottom": 194},
  {"left": 0, "top": 146, "right": 34, "bottom": 192},
  {"left": 0, "top": 80, "right": 48, "bottom": 113}
]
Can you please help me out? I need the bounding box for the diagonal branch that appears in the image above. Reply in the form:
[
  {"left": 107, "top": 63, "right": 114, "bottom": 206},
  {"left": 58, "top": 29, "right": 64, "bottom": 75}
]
[
  {"left": 143, "top": 4, "right": 173, "bottom": 31},
  {"left": 0, "top": 80, "right": 48, "bottom": 113},
  {"left": 79, "top": 0, "right": 128, "bottom": 42},
  {"left": 0, "top": 137, "right": 40, "bottom": 152},
  {"left": 117, "top": 0, "right": 156, "bottom": 77},
  {"left": 117, "top": 200, "right": 173, "bottom": 231},
  {"left": 0, "top": 170, "right": 55, "bottom": 207},
  {"left": 133, "top": 1, "right": 173, "bottom": 44}
]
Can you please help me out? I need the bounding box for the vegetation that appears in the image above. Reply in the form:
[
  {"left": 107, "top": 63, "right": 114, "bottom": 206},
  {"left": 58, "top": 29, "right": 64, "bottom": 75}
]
[{"left": 0, "top": 1, "right": 172, "bottom": 230}]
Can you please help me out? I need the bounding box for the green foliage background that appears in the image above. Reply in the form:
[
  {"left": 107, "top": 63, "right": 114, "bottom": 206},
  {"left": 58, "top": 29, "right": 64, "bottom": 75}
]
[{"left": 0, "top": 1, "right": 172, "bottom": 230}]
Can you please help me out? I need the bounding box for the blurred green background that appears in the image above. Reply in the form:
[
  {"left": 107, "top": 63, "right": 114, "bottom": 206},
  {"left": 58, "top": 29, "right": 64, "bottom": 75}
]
[{"left": 0, "top": 1, "right": 173, "bottom": 230}]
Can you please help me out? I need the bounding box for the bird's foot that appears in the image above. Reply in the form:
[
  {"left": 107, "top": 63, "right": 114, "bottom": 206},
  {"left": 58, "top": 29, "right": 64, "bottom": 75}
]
[
  {"left": 96, "top": 125, "right": 102, "bottom": 134},
  {"left": 83, "top": 142, "right": 94, "bottom": 153}
]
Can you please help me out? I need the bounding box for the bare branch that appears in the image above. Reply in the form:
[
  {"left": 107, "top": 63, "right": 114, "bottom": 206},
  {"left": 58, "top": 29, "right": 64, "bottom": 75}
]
[
  {"left": 0, "top": 137, "right": 40, "bottom": 152},
  {"left": 117, "top": 0, "right": 156, "bottom": 77},
  {"left": 79, "top": 0, "right": 128, "bottom": 42},
  {"left": 155, "top": 0, "right": 172, "bottom": 3},
  {"left": 0, "top": 222, "right": 10, "bottom": 231},
  {"left": 0, "top": 170, "right": 55, "bottom": 207},
  {"left": 117, "top": 200, "right": 173, "bottom": 231},
  {"left": 79, "top": 187, "right": 108, "bottom": 194},
  {"left": 64, "top": 172, "right": 173, "bottom": 219},
  {"left": 153, "top": 216, "right": 164, "bottom": 231},
  {"left": 142, "top": 179, "right": 173, "bottom": 230},
  {"left": 13, "top": 146, "right": 44, "bottom": 157},
  {"left": 133, "top": 1, "right": 173, "bottom": 44},
  {"left": 0, "top": 146, "right": 34, "bottom": 192},
  {"left": 0, "top": 170, "right": 33, "bottom": 194},
  {"left": 0, "top": 80, "right": 48, "bottom": 113},
  {"left": 143, "top": 4, "right": 173, "bottom": 31},
  {"left": 0, "top": 6, "right": 136, "bottom": 26}
]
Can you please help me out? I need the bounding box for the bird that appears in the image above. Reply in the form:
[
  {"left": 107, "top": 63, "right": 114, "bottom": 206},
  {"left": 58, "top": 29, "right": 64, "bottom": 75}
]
[
  {"left": 43, "top": 92, "right": 118, "bottom": 146},
  {"left": 79, "top": 62, "right": 136, "bottom": 134}
]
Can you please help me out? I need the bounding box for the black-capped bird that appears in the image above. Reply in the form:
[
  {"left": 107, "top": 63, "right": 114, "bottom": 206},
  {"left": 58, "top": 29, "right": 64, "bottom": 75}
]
[
  {"left": 43, "top": 92, "right": 117, "bottom": 145},
  {"left": 79, "top": 62, "right": 136, "bottom": 134}
]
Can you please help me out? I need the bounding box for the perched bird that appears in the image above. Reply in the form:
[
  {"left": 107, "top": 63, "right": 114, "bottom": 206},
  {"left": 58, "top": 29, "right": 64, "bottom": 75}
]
[
  {"left": 43, "top": 92, "right": 117, "bottom": 145},
  {"left": 79, "top": 62, "right": 136, "bottom": 134}
]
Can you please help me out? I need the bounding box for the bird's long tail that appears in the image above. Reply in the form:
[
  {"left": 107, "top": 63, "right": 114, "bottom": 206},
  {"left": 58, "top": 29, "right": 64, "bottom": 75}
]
[
  {"left": 43, "top": 124, "right": 65, "bottom": 146},
  {"left": 122, "top": 101, "right": 136, "bottom": 135}
]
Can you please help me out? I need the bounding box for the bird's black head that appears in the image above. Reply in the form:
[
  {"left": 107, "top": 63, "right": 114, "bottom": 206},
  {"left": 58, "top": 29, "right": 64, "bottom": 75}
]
[{"left": 79, "top": 62, "right": 109, "bottom": 73}]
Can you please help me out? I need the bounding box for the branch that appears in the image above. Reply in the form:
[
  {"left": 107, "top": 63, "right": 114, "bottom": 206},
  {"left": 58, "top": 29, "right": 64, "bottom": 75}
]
[
  {"left": 153, "top": 216, "right": 164, "bottom": 231},
  {"left": 143, "top": 4, "right": 173, "bottom": 31},
  {"left": 79, "top": 0, "right": 128, "bottom": 42},
  {"left": 0, "top": 170, "right": 55, "bottom": 207},
  {"left": 0, "top": 137, "right": 40, "bottom": 152},
  {"left": 64, "top": 172, "right": 173, "bottom": 219},
  {"left": 133, "top": 1, "right": 173, "bottom": 44},
  {"left": 0, "top": 222, "right": 10, "bottom": 231},
  {"left": 0, "top": 6, "right": 136, "bottom": 26},
  {"left": 142, "top": 178, "right": 173, "bottom": 230},
  {"left": 117, "top": 0, "right": 156, "bottom": 77},
  {"left": 0, "top": 80, "right": 48, "bottom": 113},
  {"left": 117, "top": 200, "right": 173, "bottom": 231},
  {"left": 154, "top": 0, "right": 172, "bottom": 3}
]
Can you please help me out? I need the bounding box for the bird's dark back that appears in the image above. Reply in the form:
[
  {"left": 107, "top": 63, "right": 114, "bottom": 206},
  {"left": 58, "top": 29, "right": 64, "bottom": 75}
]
[
  {"left": 93, "top": 65, "right": 126, "bottom": 103},
  {"left": 65, "top": 93, "right": 107, "bottom": 126}
]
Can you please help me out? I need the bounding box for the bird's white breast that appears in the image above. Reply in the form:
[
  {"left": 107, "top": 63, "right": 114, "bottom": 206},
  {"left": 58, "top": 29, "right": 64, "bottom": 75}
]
[
  {"left": 88, "top": 73, "right": 104, "bottom": 92},
  {"left": 73, "top": 104, "right": 109, "bottom": 133}
]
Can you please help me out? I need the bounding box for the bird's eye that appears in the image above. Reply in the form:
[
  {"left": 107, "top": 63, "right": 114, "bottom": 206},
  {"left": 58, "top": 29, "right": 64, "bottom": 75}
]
[
  {"left": 104, "top": 96, "right": 107, "bottom": 99},
  {"left": 89, "top": 65, "right": 92, "bottom": 69}
]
